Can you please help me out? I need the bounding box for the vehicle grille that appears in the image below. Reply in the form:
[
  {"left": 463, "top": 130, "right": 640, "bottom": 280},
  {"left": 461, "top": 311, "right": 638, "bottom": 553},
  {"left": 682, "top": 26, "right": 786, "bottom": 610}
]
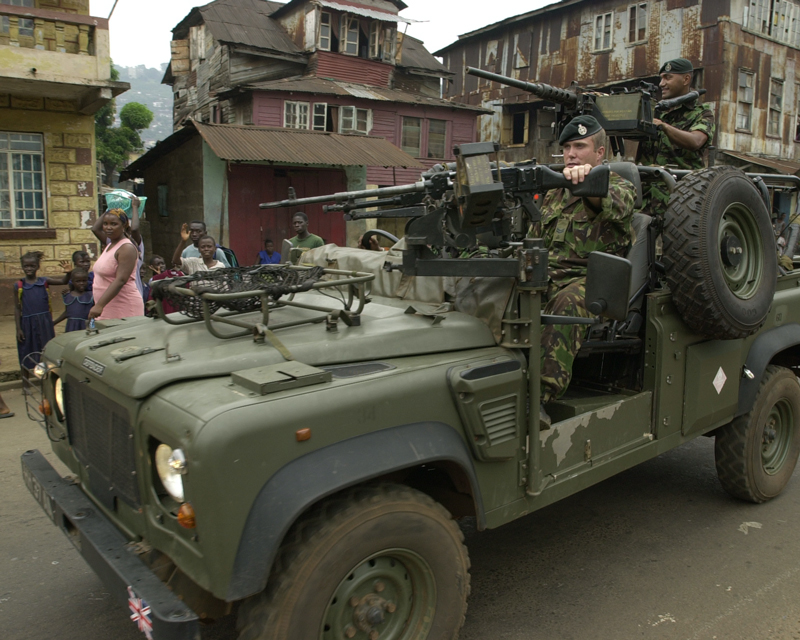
[
  {"left": 480, "top": 397, "right": 518, "bottom": 446},
  {"left": 64, "top": 374, "right": 140, "bottom": 510}
]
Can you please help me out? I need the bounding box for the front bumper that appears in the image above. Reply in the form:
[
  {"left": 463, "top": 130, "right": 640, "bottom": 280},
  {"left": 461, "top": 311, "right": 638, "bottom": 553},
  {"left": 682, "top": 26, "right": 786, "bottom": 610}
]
[{"left": 21, "top": 449, "right": 199, "bottom": 640}]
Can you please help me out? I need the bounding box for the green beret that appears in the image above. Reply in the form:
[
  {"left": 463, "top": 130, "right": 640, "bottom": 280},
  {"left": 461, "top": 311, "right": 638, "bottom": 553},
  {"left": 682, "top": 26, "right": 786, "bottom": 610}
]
[
  {"left": 660, "top": 58, "right": 693, "bottom": 74},
  {"left": 559, "top": 115, "right": 602, "bottom": 145}
]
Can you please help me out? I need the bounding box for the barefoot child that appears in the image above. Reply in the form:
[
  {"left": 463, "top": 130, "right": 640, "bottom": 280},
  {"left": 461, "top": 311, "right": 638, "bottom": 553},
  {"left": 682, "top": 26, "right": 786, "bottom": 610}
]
[
  {"left": 54, "top": 268, "right": 93, "bottom": 332},
  {"left": 14, "top": 252, "right": 58, "bottom": 369}
]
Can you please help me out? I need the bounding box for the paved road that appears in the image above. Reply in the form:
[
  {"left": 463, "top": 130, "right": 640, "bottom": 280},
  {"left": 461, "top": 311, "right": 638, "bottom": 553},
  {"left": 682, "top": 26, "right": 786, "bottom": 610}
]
[{"left": 2, "top": 385, "right": 800, "bottom": 640}]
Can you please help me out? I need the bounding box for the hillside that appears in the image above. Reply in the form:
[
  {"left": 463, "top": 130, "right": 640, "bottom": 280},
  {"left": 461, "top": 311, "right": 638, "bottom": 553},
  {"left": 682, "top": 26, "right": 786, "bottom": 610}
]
[{"left": 115, "top": 64, "right": 174, "bottom": 147}]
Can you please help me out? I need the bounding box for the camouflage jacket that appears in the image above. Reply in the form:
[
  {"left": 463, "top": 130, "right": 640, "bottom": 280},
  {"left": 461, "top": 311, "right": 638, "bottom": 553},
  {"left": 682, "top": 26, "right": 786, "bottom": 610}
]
[
  {"left": 533, "top": 173, "right": 636, "bottom": 283},
  {"left": 637, "top": 99, "right": 715, "bottom": 216}
]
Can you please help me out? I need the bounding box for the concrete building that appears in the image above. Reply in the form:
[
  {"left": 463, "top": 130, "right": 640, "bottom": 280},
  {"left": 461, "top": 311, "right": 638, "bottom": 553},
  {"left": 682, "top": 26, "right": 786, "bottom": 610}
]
[
  {"left": 435, "top": 0, "right": 800, "bottom": 176},
  {"left": 0, "top": 0, "right": 128, "bottom": 292}
]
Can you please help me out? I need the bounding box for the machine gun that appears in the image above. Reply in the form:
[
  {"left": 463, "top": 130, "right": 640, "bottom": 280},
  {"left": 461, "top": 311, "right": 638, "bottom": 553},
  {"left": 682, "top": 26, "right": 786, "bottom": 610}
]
[
  {"left": 261, "top": 141, "right": 610, "bottom": 279},
  {"left": 465, "top": 67, "right": 705, "bottom": 156}
]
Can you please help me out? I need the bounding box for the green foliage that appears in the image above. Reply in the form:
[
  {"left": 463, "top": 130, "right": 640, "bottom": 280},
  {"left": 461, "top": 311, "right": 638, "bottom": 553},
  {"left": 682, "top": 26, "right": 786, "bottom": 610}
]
[{"left": 95, "top": 63, "right": 154, "bottom": 184}]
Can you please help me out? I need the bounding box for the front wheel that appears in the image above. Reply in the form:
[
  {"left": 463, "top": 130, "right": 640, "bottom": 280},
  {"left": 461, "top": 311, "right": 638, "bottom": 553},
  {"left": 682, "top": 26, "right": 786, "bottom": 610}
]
[
  {"left": 715, "top": 365, "right": 800, "bottom": 502},
  {"left": 237, "top": 484, "right": 471, "bottom": 640}
]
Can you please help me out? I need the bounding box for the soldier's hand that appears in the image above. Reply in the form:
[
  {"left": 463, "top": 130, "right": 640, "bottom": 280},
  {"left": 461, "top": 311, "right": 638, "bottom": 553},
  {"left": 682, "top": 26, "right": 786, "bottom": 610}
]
[{"left": 562, "top": 163, "right": 594, "bottom": 185}]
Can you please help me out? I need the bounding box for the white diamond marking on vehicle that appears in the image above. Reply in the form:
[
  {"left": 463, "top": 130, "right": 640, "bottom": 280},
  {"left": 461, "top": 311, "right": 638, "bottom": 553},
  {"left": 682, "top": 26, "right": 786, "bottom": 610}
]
[{"left": 713, "top": 367, "right": 727, "bottom": 395}]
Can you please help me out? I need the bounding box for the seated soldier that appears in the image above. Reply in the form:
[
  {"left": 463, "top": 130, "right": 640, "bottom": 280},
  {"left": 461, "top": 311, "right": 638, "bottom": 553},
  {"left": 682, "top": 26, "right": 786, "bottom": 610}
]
[{"left": 533, "top": 115, "right": 636, "bottom": 428}]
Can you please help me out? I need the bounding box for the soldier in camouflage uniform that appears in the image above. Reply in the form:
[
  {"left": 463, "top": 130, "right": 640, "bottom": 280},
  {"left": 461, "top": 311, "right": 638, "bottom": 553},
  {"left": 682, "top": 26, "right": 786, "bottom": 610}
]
[
  {"left": 533, "top": 116, "right": 636, "bottom": 427},
  {"left": 637, "top": 58, "right": 715, "bottom": 218}
]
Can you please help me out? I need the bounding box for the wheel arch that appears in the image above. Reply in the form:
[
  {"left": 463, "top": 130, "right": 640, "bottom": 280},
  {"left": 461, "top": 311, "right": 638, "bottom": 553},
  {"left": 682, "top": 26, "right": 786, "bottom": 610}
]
[
  {"left": 226, "top": 422, "right": 485, "bottom": 602},
  {"left": 738, "top": 323, "right": 800, "bottom": 417}
]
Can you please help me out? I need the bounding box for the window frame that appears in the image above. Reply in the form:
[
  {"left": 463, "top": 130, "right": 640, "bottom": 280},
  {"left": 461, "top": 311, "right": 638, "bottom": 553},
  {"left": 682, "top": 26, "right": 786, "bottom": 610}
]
[
  {"left": 795, "top": 83, "right": 800, "bottom": 142},
  {"left": 369, "top": 21, "right": 381, "bottom": 59},
  {"left": 427, "top": 119, "right": 448, "bottom": 159},
  {"left": 284, "top": 100, "right": 310, "bottom": 130},
  {"left": 594, "top": 12, "right": 613, "bottom": 52},
  {"left": 628, "top": 2, "right": 647, "bottom": 44},
  {"left": 312, "top": 103, "right": 328, "bottom": 131},
  {"left": 736, "top": 69, "right": 755, "bottom": 133},
  {"left": 401, "top": 116, "right": 422, "bottom": 157},
  {"left": 318, "top": 11, "right": 331, "bottom": 51},
  {"left": 0, "top": 131, "right": 47, "bottom": 230},
  {"left": 768, "top": 78, "right": 784, "bottom": 138},
  {"left": 339, "top": 106, "right": 371, "bottom": 135},
  {"left": 339, "top": 15, "right": 359, "bottom": 56}
]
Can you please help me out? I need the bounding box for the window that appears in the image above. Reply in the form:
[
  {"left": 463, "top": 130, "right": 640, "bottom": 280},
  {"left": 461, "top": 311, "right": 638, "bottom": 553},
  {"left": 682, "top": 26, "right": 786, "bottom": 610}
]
[
  {"left": 768, "top": 79, "right": 784, "bottom": 136},
  {"left": 0, "top": 16, "right": 8, "bottom": 34},
  {"left": 737, "top": 70, "right": 755, "bottom": 131},
  {"left": 340, "top": 106, "right": 371, "bottom": 134},
  {"left": 18, "top": 17, "right": 33, "bottom": 37},
  {"left": 319, "top": 11, "right": 331, "bottom": 51},
  {"left": 629, "top": 3, "right": 647, "bottom": 43},
  {"left": 401, "top": 117, "right": 421, "bottom": 156},
  {"left": 594, "top": 12, "right": 613, "bottom": 51},
  {"left": 284, "top": 101, "right": 310, "bottom": 129},
  {"left": 0, "top": 132, "right": 46, "bottom": 229},
  {"left": 427, "top": 120, "right": 447, "bottom": 158},
  {"left": 0, "top": 0, "right": 35, "bottom": 6},
  {"left": 744, "top": 0, "right": 800, "bottom": 48},
  {"left": 370, "top": 21, "right": 380, "bottom": 58},
  {"left": 382, "top": 26, "right": 396, "bottom": 63},
  {"left": 502, "top": 110, "right": 529, "bottom": 146},
  {"left": 340, "top": 16, "right": 359, "bottom": 55},
  {"left": 312, "top": 103, "right": 327, "bottom": 131},
  {"left": 795, "top": 85, "right": 800, "bottom": 141}
]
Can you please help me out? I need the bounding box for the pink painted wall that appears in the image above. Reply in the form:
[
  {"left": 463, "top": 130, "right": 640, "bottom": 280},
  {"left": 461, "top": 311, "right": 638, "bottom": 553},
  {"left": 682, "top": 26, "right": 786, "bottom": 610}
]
[{"left": 252, "top": 90, "right": 479, "bottom": 185}]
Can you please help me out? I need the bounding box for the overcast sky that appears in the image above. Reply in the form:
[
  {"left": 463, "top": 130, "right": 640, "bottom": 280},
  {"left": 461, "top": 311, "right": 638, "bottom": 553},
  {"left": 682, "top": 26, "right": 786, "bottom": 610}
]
[{"left": 90, "top": 0, "right": 553, "bottom": 69}]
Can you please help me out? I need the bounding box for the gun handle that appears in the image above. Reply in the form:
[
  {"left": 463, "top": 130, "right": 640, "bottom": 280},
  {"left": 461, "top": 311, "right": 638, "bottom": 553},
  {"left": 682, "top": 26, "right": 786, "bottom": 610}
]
[{"left": 539, "top": 165, "right": 610, "bottom": 198}]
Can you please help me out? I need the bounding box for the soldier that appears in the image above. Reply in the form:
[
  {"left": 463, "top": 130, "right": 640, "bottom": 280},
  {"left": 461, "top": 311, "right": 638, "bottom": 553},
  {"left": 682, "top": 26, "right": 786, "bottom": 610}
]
[
  {"left": 535, "top": 116, "right": 636, "bottom": 428},
  {"left": 637, "top": 57, "right": 715, "bottom": 218}
]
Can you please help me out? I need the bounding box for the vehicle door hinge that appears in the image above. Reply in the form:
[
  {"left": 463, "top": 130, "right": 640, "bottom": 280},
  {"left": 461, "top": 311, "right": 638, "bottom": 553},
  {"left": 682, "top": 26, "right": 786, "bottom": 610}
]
[{"left": 584, "top": 439, "right": 592, "bottom": 463}]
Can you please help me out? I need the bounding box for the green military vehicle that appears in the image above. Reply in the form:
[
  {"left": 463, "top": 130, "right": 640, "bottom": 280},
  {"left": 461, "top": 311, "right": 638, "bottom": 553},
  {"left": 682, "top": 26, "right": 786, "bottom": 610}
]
[{"left": 20, "top": 136, "right": 800, "bottom": 640}]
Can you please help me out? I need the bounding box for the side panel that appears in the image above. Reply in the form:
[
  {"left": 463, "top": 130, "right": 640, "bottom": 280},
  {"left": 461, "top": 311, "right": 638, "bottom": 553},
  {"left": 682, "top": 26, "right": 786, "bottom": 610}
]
[{"left": 682, "top": 339, "right": 743, "bottom": 435}]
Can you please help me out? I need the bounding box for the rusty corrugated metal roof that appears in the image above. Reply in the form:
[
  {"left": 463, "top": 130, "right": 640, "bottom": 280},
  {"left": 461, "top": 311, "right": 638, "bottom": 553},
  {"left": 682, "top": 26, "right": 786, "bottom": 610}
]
[
  {"left": 242, "top": 76, "right": 489, "bottom": 111},
  {"left": 191, "top": 0, "right": 303, "bottom": 57},
  {"left": 399, "top": 35, "right": 450, "bottom": 75},
  {"left": 722, "top": 150, "right": 800, "bottom": 176},
  {"left": 194, "top": 122, "right": 424, "bottom": 167},
  {"left": 121, "top": 121, "right": 424, "bottom": 180}
]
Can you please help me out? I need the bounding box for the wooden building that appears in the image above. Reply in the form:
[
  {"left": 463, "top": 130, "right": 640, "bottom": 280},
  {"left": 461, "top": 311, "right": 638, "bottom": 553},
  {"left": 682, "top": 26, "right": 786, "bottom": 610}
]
[{"left": 435, "top": 0, "right": 800, "bottom": 175}]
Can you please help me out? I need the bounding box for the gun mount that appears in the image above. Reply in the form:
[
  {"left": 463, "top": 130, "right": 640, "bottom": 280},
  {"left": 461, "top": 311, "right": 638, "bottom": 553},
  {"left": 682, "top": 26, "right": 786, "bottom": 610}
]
[
  {"left": 260, "top": 142, "right": 611, "bottom": 280},
  {"left": 465, "top": 67, "right": 705, "bottom": 157}
]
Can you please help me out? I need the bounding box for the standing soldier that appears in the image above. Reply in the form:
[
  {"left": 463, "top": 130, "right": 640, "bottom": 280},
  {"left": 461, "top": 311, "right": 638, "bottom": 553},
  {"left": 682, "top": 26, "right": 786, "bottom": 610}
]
[
  {"left": 534, "top": 116, "right": 636, "bottom": 428},
  {"left": 637, "top": 58, "right": 715, "bottom": 218}
]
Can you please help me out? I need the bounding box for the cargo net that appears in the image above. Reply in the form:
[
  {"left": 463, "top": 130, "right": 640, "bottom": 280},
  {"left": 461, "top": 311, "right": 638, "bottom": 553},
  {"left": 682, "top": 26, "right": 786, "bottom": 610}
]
[{"left": 151, "top": 265, "right": 325, "bottom": 319}]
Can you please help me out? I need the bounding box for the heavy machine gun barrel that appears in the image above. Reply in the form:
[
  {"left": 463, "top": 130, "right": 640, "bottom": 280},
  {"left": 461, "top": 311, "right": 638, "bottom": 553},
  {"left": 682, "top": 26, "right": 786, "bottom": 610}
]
[
  {"left": 656, "top": 89, "right": 706, "bottom": 111},
  {"left": 465, "top": 67, "right": 578, "bottom": 106},
  {"left": 260, "top": 181, "right": 430, "bottom": 209}
]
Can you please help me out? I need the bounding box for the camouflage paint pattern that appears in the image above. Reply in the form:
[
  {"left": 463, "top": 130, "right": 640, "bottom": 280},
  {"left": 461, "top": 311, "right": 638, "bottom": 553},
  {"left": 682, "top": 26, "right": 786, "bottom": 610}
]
[
  {"left": 534, "top": 173, "right": 636, "bottom": 402},
  {"left": 637, "top": 99, "right": 715, "bottom": 218}
]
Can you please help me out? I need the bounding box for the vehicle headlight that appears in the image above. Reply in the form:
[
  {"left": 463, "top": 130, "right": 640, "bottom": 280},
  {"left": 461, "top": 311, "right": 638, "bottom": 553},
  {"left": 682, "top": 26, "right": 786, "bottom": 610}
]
[
  {"left": 54, "top": 376, "right": 65, "bottom": 418},
  {"left": 33, "top": 362, "right": 48, "bottom": 379},
  {"left": 154, "top": 444, "right": 187, "bottom": 502}
]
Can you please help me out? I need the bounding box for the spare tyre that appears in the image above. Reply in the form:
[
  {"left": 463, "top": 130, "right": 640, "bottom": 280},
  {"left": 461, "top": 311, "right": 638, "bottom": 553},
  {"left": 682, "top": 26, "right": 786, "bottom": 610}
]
[{"left": 663, "top": 166, "right": 776, "bottom": 340}]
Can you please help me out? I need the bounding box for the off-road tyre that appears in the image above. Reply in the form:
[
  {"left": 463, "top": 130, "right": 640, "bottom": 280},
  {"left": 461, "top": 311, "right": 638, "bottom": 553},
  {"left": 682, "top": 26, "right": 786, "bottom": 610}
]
[
  {"left": 236, "top": 483, "right": 471, "bottom": 640},
  {"left": 715, "top": 365, "right": 800, "bottom": 503},
  {"left": 663, "top": 166, "right": 776, "bottom": 340}
]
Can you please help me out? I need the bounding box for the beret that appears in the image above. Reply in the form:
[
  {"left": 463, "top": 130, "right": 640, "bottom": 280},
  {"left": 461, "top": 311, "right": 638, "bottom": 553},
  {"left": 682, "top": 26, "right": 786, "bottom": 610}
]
[
  {"left": 558, "top": 115, "right": 602, "bottom": 145},
  {"left": 660, "top": 58, "right": 693, "bottom": 74}
]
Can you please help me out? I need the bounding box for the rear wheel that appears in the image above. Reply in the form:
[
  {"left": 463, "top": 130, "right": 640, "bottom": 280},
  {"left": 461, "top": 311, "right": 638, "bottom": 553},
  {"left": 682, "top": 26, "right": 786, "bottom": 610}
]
[
  {"left": 715, "top": 365, "right": 800, "bottom": 502},
  {"left": 237, "top": 484, "right": 470, "bottom": 640}
]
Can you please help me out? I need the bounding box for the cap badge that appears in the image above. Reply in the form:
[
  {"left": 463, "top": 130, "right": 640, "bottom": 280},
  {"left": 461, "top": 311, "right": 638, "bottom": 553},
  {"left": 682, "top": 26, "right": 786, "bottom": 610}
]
[
  {"left": 664, "top": 62, "right": 672, "bottom": 72},
  {"left": 578, "top": 124, "right": 587, "bottom": 135}
]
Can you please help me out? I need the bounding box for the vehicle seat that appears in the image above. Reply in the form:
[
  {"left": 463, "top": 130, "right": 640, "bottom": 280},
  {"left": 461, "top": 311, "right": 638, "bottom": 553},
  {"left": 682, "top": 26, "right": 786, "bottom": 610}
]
[{"left": 627, "top": 212, "right": 652, "bottom": 311}]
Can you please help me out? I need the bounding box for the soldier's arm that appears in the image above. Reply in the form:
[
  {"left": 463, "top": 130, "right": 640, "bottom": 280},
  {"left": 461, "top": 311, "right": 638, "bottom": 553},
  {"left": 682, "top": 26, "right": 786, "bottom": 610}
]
[
  {"left": 586, "top": 176, "right": 636, "bottom": 224},
  {"left": 652, "top": 118, "right": 708, "bottom": 151}
]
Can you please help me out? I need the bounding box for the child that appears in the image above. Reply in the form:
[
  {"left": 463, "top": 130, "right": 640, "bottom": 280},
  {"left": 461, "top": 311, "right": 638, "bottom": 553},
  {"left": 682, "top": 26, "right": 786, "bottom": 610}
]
[
  {"left": 257, "top": 239, "right": 281, "bottom": 264},
  {"left": 14, "top": 251, "right": 58, "bottom": 369},
  {"left": 148, "top": 254, "right": 184, "bottom": 315},
  {"left": 54, "top": 268, "right": 93, "bottom": 332},
  {"left": 59, "top": 250, "right": 95, "bottom": 291}
]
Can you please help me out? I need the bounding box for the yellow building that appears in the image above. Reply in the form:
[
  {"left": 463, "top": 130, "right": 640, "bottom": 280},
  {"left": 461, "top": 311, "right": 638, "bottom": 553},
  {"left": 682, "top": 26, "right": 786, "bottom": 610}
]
[{"left": 0, "top": 0, "right": 127, "bottom": 299}]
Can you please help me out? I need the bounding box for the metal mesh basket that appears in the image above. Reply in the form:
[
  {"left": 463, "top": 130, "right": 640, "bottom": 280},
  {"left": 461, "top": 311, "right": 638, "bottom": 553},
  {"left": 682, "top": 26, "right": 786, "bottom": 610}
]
[{"left": 151, "top": 265, "right": 326, "bottom": 319}]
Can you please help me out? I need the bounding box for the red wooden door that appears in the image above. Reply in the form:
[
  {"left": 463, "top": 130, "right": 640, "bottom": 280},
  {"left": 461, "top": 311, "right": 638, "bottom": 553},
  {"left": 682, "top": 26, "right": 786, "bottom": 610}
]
[{"left": 228, "top": 165, "right": 348, "bottom": 265}]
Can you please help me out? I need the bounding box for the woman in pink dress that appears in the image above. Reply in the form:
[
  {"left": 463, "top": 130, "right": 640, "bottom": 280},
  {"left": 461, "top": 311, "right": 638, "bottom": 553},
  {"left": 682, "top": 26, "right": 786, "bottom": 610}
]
[{"left": 89, "top": 209, "right": 144, "bottom": 321}]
